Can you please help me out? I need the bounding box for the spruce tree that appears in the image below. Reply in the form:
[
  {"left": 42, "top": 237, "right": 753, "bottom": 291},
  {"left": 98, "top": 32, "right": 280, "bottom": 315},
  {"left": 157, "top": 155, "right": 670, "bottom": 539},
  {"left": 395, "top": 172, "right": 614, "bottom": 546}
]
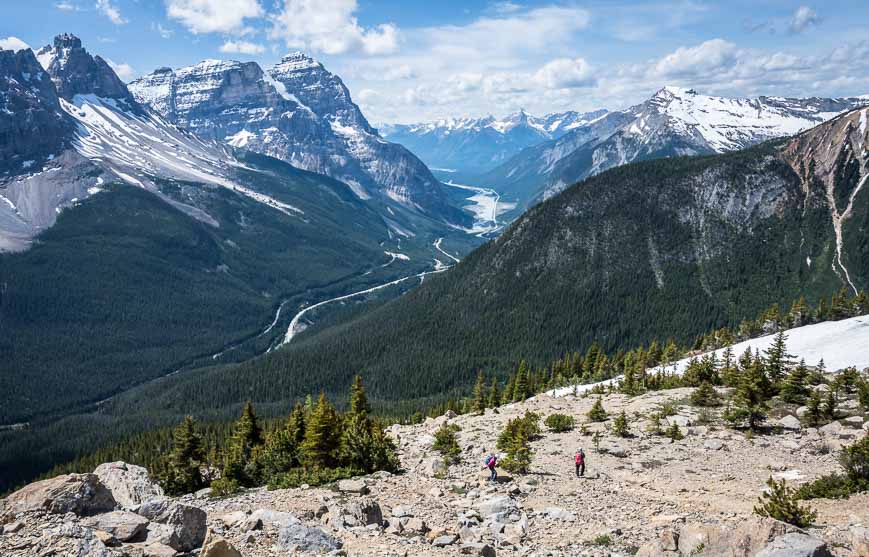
[
  {"left": 855, "top": 290, "right": 869, "bottom": 316},
  {"left": 823, "top": 389, "right": 837, "bottom": 421},
  {"left": 301, "top": 393, "right": 341, "bottom": 469},
  {"left": 587, "top": 397, "right": 608, "bottom": 422},
  {"left": 612, "top": 411, "right": 629, "bottom": 437},
  {"left": 348, "top": 375, "right": 369, "bottom": 417},
  {"left": 690, "top": 381, "right": 719, "bottom": 407},
  {"left": 502, "top": 374, "right": 516, "bottom": 405},
  {"left": 472, "top": 370, "right": 487, "bottom": 414},
  {"left": 780, "top": 359, "right": 810, "bottom": 404},
  {"left": 222, "top": 401, "right": 265, "bottom": 487},
  {"left": 764, "top": 331, "right": 793, "bottom": 389},
  {"left": 754, "top": 477, "right": 817, "bottom": 527},
  {"left": 720, "top": 346, "right": 737, "bottom": 387},
  {"left": 433, "top": 422, "right": 461, "bottom": 465},
  {"left": 161, "top": 416, "right": 206, "bottom": 496},
  {"left": 726, "top": 358, "right": 769, "bottom": 430},
  {"left": 513, "top": 361, "right": 530, "bottom": 402},
  {"left": 488, "top": 377, "right": 501, "bottom": 409},
  {"left": 804, "top": 390, "right": 824, "bottom": 427}
]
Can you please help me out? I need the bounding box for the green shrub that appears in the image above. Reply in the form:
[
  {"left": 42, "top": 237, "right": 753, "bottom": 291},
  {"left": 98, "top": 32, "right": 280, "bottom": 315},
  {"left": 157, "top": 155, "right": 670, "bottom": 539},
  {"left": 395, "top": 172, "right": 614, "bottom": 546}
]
[
  {"left": 497, "top": 411, "right": 540, "bottom": 451},
  {"left": 433, "top": 423, "right": 462, "bottom": 465},
  {"left": 612, "top": 411, "right": 630, "bottom": 438},
  {"left": 690, "top": 382, "right": 719, "bottom": 407},
  {"left": 664, "top": 422, "right": 683, "bottom": 441},
  {"left": 795, "top": 473, "right": 861, "bottom": 500},
  {"left": 590, "top": 534, "right": 611, "bottom": 546},
  {"left": 840, "top": 433, "right": 869, "bottom": 483},
  {"left": 754, "top": 477, "right": 817, "bottom": 527},
  {"left": 209, "top": 477, "right": 240, "bottom": 497},
  {"left": 544, "top": 413, "right": 575, "bottom": 433}
]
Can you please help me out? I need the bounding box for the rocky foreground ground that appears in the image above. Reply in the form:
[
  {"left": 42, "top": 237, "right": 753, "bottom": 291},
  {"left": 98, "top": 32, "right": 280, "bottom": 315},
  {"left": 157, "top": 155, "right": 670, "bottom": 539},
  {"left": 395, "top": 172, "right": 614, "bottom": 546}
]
[{"left": 2, "top": 385, "right": 869, "bottom": 557}]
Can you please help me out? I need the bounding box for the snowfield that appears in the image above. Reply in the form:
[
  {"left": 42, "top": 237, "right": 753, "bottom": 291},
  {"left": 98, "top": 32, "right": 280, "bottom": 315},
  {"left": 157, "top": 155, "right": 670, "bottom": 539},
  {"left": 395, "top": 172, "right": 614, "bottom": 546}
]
[{"left": 549, "top": 314, "right": 869, "bottom": 397}]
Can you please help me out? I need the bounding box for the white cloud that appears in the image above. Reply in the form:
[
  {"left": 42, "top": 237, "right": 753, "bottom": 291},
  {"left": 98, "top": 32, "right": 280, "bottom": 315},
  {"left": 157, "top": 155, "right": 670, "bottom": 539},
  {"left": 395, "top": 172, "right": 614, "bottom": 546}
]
[
  {"left": 95, "top": 0, "right": 127, "bottom": 24},
  {"left": 220, "top": 40, "right": 265, "bottom": 55},
  {"left": 652, "top": 39, "right": 738, "bottom": 78},
  {"left": 533, "top": 58, "right": 595, "bottom": 89},
  {"left": 491, "top": 1, "right": 522, "bottom": 14},
  {"left": 55, "top": 1, "right": 80, "bottom": 11},
  {"left": 789, "top": 6, "right": 819, "bottom": 33},
  {"left": 152, "top": 22, "right": 174, "bottom": 39},
  {"left": 269, "top": 0, "right": 399, "bottom": 55},
  {"left": 106, "top": 58, "right": 134, "bottom": 80},
  {"left": 0, "top": 37, "right": 31, "bottom": 52},
  {"left": 165, "top": 0, "right": 263, "bottom": 34}
]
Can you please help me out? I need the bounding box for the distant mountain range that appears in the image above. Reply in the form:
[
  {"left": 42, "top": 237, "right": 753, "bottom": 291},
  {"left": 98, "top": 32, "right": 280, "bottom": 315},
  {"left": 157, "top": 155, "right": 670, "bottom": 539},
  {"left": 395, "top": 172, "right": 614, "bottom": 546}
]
[
  {"left": 0, "top": 34, "right": 477, "bottom": 430},
  {"left": 479, "top": 87, "right": 869, "bottom": 210},
  {"left": 380, "top": 109, "right": 607, "bottom": 177},
  {"left": 128, "top": 53, "right": 467, "bottom": 225}
]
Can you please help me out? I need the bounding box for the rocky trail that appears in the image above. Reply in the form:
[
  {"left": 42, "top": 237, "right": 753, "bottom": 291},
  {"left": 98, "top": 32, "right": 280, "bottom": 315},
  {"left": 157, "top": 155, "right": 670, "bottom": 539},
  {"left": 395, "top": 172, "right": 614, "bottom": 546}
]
[{"left": 3, "top": 381, "right": 869, "bottom": 557}]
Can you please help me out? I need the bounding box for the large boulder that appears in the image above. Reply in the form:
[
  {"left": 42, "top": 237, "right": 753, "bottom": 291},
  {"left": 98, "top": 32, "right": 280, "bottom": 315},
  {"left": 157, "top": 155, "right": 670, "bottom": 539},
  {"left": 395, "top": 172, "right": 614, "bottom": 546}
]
[
  {"left": 136, "top": 497, "right": 207, "bottom": 552},
  {"left": 1, "top": 473, "right": 116, "bottom": 517},
  {"left": 93, "top": 461, "right": 164, "bottom": 510},
  {"left": 478, "top": 495, "right": 519, "bottom": 521},
  {"left": 638, "top": 518, "right": 797, "bottom": 557},
  {"left": 337, "top": 478, "right": 369, "bottom": 494},
  {"left": 199, "top": 529, "right": 243, "bottom": 557},
  {"left": 423, "top": 457, "right": 448, "bottom": 477},
  {"left": 327, "top": 498, "right": 383, "bottom": 528},
  {"left": 84, "top": 510, "right": 149, "bottom": 542},
  {"left": 277, "top": 523, "right": 342, "bottom": 553},
  {"left": 40, "top": 523, "right": 114, "bottom": 557},
  {"left": 755, "top": 533, "right": 831, "bottom": 557}
]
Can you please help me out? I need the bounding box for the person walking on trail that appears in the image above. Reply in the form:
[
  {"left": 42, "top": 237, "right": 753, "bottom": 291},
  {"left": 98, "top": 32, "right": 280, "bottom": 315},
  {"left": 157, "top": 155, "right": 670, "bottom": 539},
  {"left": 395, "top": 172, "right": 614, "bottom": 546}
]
[
  {"left": 575, "top": 448, "right": 585, "bottom": 477},
  {"left": 485, "top": 453, "right": 498, "bottom": 482}
]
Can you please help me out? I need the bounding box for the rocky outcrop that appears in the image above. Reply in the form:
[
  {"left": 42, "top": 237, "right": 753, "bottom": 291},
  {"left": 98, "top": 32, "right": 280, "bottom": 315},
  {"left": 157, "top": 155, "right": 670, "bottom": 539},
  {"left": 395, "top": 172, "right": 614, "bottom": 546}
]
[
  {"left": 94, "top": 462, "right": 164, "bottom": 510},
  {"left": 1, "top": 473, "right": 116, "bottom": 517},
  {"left": 83, "top": 510, "right": 149, "bottom": 542},
  {"left": 0, "top": 46, "right": 73, "bottom": 175},
  {"left": 36, "top": 34, "right": 135, "bottom": 104},
  {"left": 130, "top": 53, "right": 467, "bottom": 225}
]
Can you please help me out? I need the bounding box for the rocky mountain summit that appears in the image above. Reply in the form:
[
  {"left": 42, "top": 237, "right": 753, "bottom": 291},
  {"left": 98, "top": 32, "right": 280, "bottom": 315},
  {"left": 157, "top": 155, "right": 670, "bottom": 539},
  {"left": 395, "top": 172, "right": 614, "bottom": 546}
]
[
  {"left": 381, "top": 109, "right": 608, "bottom": 176},
  {"left": 3, "top": 372, "right": 868, "bottom": 556},
  {"left": 482, "top": 87, "right": 869, "bottom": 207},
  {"left": 129, "top": 53, "right": 464, "bottom": 225}
]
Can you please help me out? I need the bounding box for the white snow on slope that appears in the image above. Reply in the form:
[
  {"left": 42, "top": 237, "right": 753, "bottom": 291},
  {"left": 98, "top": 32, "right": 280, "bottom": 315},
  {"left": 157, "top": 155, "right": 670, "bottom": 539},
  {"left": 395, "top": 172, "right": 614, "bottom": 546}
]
[
  {"left": 62, "top": 94, "right": 302, "bottom": 217},
  {"left": 549, "top": 315, "right": 869, "bottom": 397}
]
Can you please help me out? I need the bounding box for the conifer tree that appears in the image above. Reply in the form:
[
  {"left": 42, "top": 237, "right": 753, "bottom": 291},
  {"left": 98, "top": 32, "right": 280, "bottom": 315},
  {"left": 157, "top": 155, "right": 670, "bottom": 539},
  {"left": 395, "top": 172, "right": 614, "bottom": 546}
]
[
  {"left": 222, "top": 401, "right": 265, "bottom": 487},
  {"left": 502, "top": 374, "right": 516, "bottom": 405},
  {"left": 587, "top": 397, "right": 608, "bottom": 422},
  {"left": 855, "top": 290, "right": 869, "bottom": 316},
  {"left": 764, "top": 331, "right": 793, "bottom": 389},
  {"left": 690, "top": 381, "right": 719, "bottom": 407},
  {"left": 348, "top": 375, "right": 369, "bottom": 417},
  {"left": 500, "top": 418, "right": 533, "bottom": 474},
  {"left": 789, "top": 297, "right": 809, "bottom": 328},
  {"left": 665, "top": 421, "right": 684, "bottom": 441},
  {"left": 823, "top": 389, "right": 837, "bottom": 421},
  {"left": 513, "top": 361, "right": 530, "bottom": 402},
  {"left": 804, "top": 390, "right": 824, "bottom": 426},
  {"left": 621, "top": 366, "right": 639, "bottom": 396},
  {"left": 726, "top": 357, "right": 769, "bottom": 430},
  {"left": 161, "top": 416, "right": 206, "bottom": 496},
  {"left": 780, "top": 359, "right": 810, "bottom": 404},
  {"left": 301, "top": 393, "right": 341, "bottom": 469},
  {"left": 488, "top": 377, "right": 501, "bottom": 409},
  {"left": 340, "top": 377, "right": 377, "bottom": 472},
  {"left": 754, "top": 477, "right": 817, "bottom": 527},
  {"left": 433, "top": 422, "right": 461, "bottom": 466},
  {"left": 720, "top": 346, "right": 738, "bottom": 386},
  {"left": 612, "top": 411, "right": 630, "bottom": 437},
  {"left": 472, "top": 370, "right": 487, "bottom": 414}
]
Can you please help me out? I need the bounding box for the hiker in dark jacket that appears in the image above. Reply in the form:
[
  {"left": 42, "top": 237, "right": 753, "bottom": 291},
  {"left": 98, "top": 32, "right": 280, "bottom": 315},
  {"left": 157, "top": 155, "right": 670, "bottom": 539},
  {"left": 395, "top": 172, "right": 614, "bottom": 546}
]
[{"left": 575, "top": 448, "right": 585, "bottom": 477}]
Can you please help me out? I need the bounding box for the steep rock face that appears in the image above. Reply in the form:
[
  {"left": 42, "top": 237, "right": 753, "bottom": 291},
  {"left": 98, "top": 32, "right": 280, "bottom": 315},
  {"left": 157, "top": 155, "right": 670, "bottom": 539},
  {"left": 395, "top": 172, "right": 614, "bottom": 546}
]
[
  {"left": 483, "top": 87, "right": 868, "bottom": 208},
  {"left": 130, "top": 53, "right": 465, "bottom": 224},
  {"left": 382, "top": 109, "right": 607, "bottom": 175},
  {"left": 0, "top": 46, "right": 74, "bottom": 175},
  {"left": 36, "top": 33, "right": 135, "bottom": 105}
]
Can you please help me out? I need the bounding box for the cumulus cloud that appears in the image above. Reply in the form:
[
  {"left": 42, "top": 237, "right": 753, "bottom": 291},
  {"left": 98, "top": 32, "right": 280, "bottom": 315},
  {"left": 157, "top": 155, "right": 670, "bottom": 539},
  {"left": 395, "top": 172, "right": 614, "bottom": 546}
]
[
  {"left": 95, "top": 0, "right": 127, "bottom": 24},
  {"left": 533, "top": 58, "right": 595, "bottom": 89},
  {"left": 789, "top": 6, "right": 819, "bottom": 33},
  {"left": 269, "top": 0, "right": 399, "bottom": 55},
  {"left": 220, "top": 40, "right": 265, "bottom": 55},
  {"left": 652, "top": 39, "right": 739, "bottom": 78},
  {"left": 106, "top": 58, "right": 134, "bottom": 80},
  {"left": 165, "top": 0, "right": 263, "bottom": 34},
  {"left": 0, "top": 37, "right": 31, "bottom": 52}
]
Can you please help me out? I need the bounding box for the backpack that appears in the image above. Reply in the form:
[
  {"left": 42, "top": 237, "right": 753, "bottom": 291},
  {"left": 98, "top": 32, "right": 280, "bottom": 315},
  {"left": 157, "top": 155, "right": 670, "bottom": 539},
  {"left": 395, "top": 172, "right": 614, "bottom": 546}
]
[
  {"left": 575, "top": 451, "right": 584, "bottom": 465},
  {"left": 485, "top": 455, "right": 495, "bottom": 467}
]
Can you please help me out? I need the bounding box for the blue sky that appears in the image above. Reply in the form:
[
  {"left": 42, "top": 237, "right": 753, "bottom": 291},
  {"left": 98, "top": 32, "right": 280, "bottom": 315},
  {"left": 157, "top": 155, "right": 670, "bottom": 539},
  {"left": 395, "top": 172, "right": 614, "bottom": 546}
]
[{"left": 3, "top": 1, "right": 869, "bottom": 123}]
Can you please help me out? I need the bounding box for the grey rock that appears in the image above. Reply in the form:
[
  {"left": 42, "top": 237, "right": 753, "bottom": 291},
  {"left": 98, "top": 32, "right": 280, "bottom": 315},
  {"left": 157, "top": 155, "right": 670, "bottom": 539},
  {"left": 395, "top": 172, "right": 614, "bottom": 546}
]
[
  {"left": 755, "top": 533, "right": 831, "bottom": 557},
  {"left": 247, "top": 508, "right": 300, "bottom": 529},
  {"left": 777, "top": 415, "right": 801, "bottom": 431},
  {"left": 93, "top": 461, "right": 164, "bottom": 510},
  {"left": 277, "top": 523, "right": 342, "bottom": 553},
  {"left": 84, "top": 510, "right": 149, "bottom": 542},
  {"left": 478, "top": 495, "right": 518, "bottom": 518},
  {"left": 460, "top": 542, "right": 497, "bottom": 556},
  {"left": 1, "top": 473, "right": 116, "bottom": 517},
  {"left": 432, "top": 534, "right": 458, "bottom": 547},
  {"left": 423, "top": 457, "right": 448, "bottom": 477},
  {"left": 704, "top": 439, "right": 725, "bottom": 451},
  {"left": 136, "top": 498, "right": 206, "bottom": 552},
  {"left": 337, "top": 478, "right": 369, "bottom": 494}
]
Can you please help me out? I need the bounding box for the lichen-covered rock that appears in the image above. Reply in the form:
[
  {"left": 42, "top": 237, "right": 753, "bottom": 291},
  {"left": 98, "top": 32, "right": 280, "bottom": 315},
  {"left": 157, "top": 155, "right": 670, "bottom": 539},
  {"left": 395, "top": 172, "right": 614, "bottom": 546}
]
[
  {"left": 93, "top": 461, "right": 164, "bottom": 510},
  {"left": 1, "top": 473, "right": 116, "bottom": 517}
]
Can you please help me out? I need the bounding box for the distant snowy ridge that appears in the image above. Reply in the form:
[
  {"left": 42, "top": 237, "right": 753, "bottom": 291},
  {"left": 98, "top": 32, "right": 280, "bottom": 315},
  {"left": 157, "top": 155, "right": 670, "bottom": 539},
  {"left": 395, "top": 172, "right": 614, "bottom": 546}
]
[{"left": 549, "top": 315, "right": 869, "bottom": 397}]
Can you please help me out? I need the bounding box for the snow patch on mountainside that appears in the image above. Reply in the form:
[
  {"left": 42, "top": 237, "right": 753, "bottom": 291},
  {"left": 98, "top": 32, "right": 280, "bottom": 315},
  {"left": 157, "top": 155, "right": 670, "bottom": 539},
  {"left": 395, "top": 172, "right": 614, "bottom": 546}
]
[{"left": 549, "top": 315, "right": 869, "bottom": 396}]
